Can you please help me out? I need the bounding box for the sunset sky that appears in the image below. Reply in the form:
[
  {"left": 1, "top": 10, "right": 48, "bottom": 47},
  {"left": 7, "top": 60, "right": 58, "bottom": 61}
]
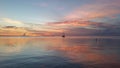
[{"left": 0, "top": 0, "right": 120, "bottom": 36}]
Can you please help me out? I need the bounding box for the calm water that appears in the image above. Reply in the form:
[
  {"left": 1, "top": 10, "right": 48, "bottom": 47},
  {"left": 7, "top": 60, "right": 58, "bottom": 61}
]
[{"left": 0, "top": 36, "right": 120, "bottom": 68}]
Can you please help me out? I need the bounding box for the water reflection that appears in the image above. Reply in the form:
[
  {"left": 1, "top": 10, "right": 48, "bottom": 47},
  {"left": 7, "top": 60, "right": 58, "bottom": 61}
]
[{"left": 0, "top": 37, "right": 120, "bottom": 68}]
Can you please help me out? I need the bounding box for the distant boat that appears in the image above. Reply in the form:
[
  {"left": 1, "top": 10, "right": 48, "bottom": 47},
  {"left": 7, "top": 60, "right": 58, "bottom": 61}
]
[
  {"left": 23, "top": 33, "right": 26, "bottom": 36},
  {"left": 62, "top": 33, "right": 65, "bottom": 38}
]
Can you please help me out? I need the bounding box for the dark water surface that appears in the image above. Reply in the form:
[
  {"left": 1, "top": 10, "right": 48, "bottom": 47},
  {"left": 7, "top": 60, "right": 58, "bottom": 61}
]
[{"left": 0, "top": 36, "right": 120, "bottom": 68}]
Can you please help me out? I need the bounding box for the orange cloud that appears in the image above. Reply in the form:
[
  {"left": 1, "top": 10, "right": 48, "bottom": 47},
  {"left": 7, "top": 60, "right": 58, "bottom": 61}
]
[
  {"left": 0, "top": 25, "right": 63, "bottom": 36},
  {"left": 1, "top": 18, "right": 24, "bottom": 26},
  {"left": 0, "top": 27, "right": 29, "bottom": 36}
]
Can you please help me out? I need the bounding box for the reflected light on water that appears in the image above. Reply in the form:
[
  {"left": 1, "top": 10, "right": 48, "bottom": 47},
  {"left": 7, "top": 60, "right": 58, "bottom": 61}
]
[{"left": 0, "top": 37, "right": 120, "bottom": 68}]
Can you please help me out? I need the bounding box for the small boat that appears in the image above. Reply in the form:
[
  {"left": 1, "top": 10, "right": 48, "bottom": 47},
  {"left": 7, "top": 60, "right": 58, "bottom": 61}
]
[
  {"left": 23, "top": 33, "right": 26, "bottom": 36},
  {"left": 62, "top": 33, "right": 65, "bottom": 38}
]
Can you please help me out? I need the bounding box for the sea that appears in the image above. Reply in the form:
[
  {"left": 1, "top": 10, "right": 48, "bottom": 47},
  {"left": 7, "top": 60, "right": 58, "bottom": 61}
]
[{"left": 0, "top": 36, "right": 120, "bottom": 68}]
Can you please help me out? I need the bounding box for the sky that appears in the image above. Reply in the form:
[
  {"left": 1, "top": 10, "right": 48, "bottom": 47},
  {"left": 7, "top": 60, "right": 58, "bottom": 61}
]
[{"left": 0, "top": 0, "right": 120, "bottom": 36}]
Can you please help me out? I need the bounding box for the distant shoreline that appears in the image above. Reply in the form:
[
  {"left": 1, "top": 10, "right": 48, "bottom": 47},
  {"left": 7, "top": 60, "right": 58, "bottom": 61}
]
[{"left": 0, "top": 36, "right": 120, "bottom": 38}]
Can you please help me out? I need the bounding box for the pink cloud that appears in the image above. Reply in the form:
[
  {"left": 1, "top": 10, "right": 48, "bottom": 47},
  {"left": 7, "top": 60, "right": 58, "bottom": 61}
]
[
  {"left": 47, "top": 20, "right": 98, "bottom": 30},
  {"left": 64, "top": 0, "right": 120, "bottom": 20}
]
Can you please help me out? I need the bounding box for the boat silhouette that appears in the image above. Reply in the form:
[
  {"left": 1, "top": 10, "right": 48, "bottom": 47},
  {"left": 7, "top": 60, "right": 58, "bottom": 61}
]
[
  {"left": 23, "top": 33, "right": 27, "bottom": 36},
  {"left": 62, "top": 33, "right": 65, "bottom": 38}
]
